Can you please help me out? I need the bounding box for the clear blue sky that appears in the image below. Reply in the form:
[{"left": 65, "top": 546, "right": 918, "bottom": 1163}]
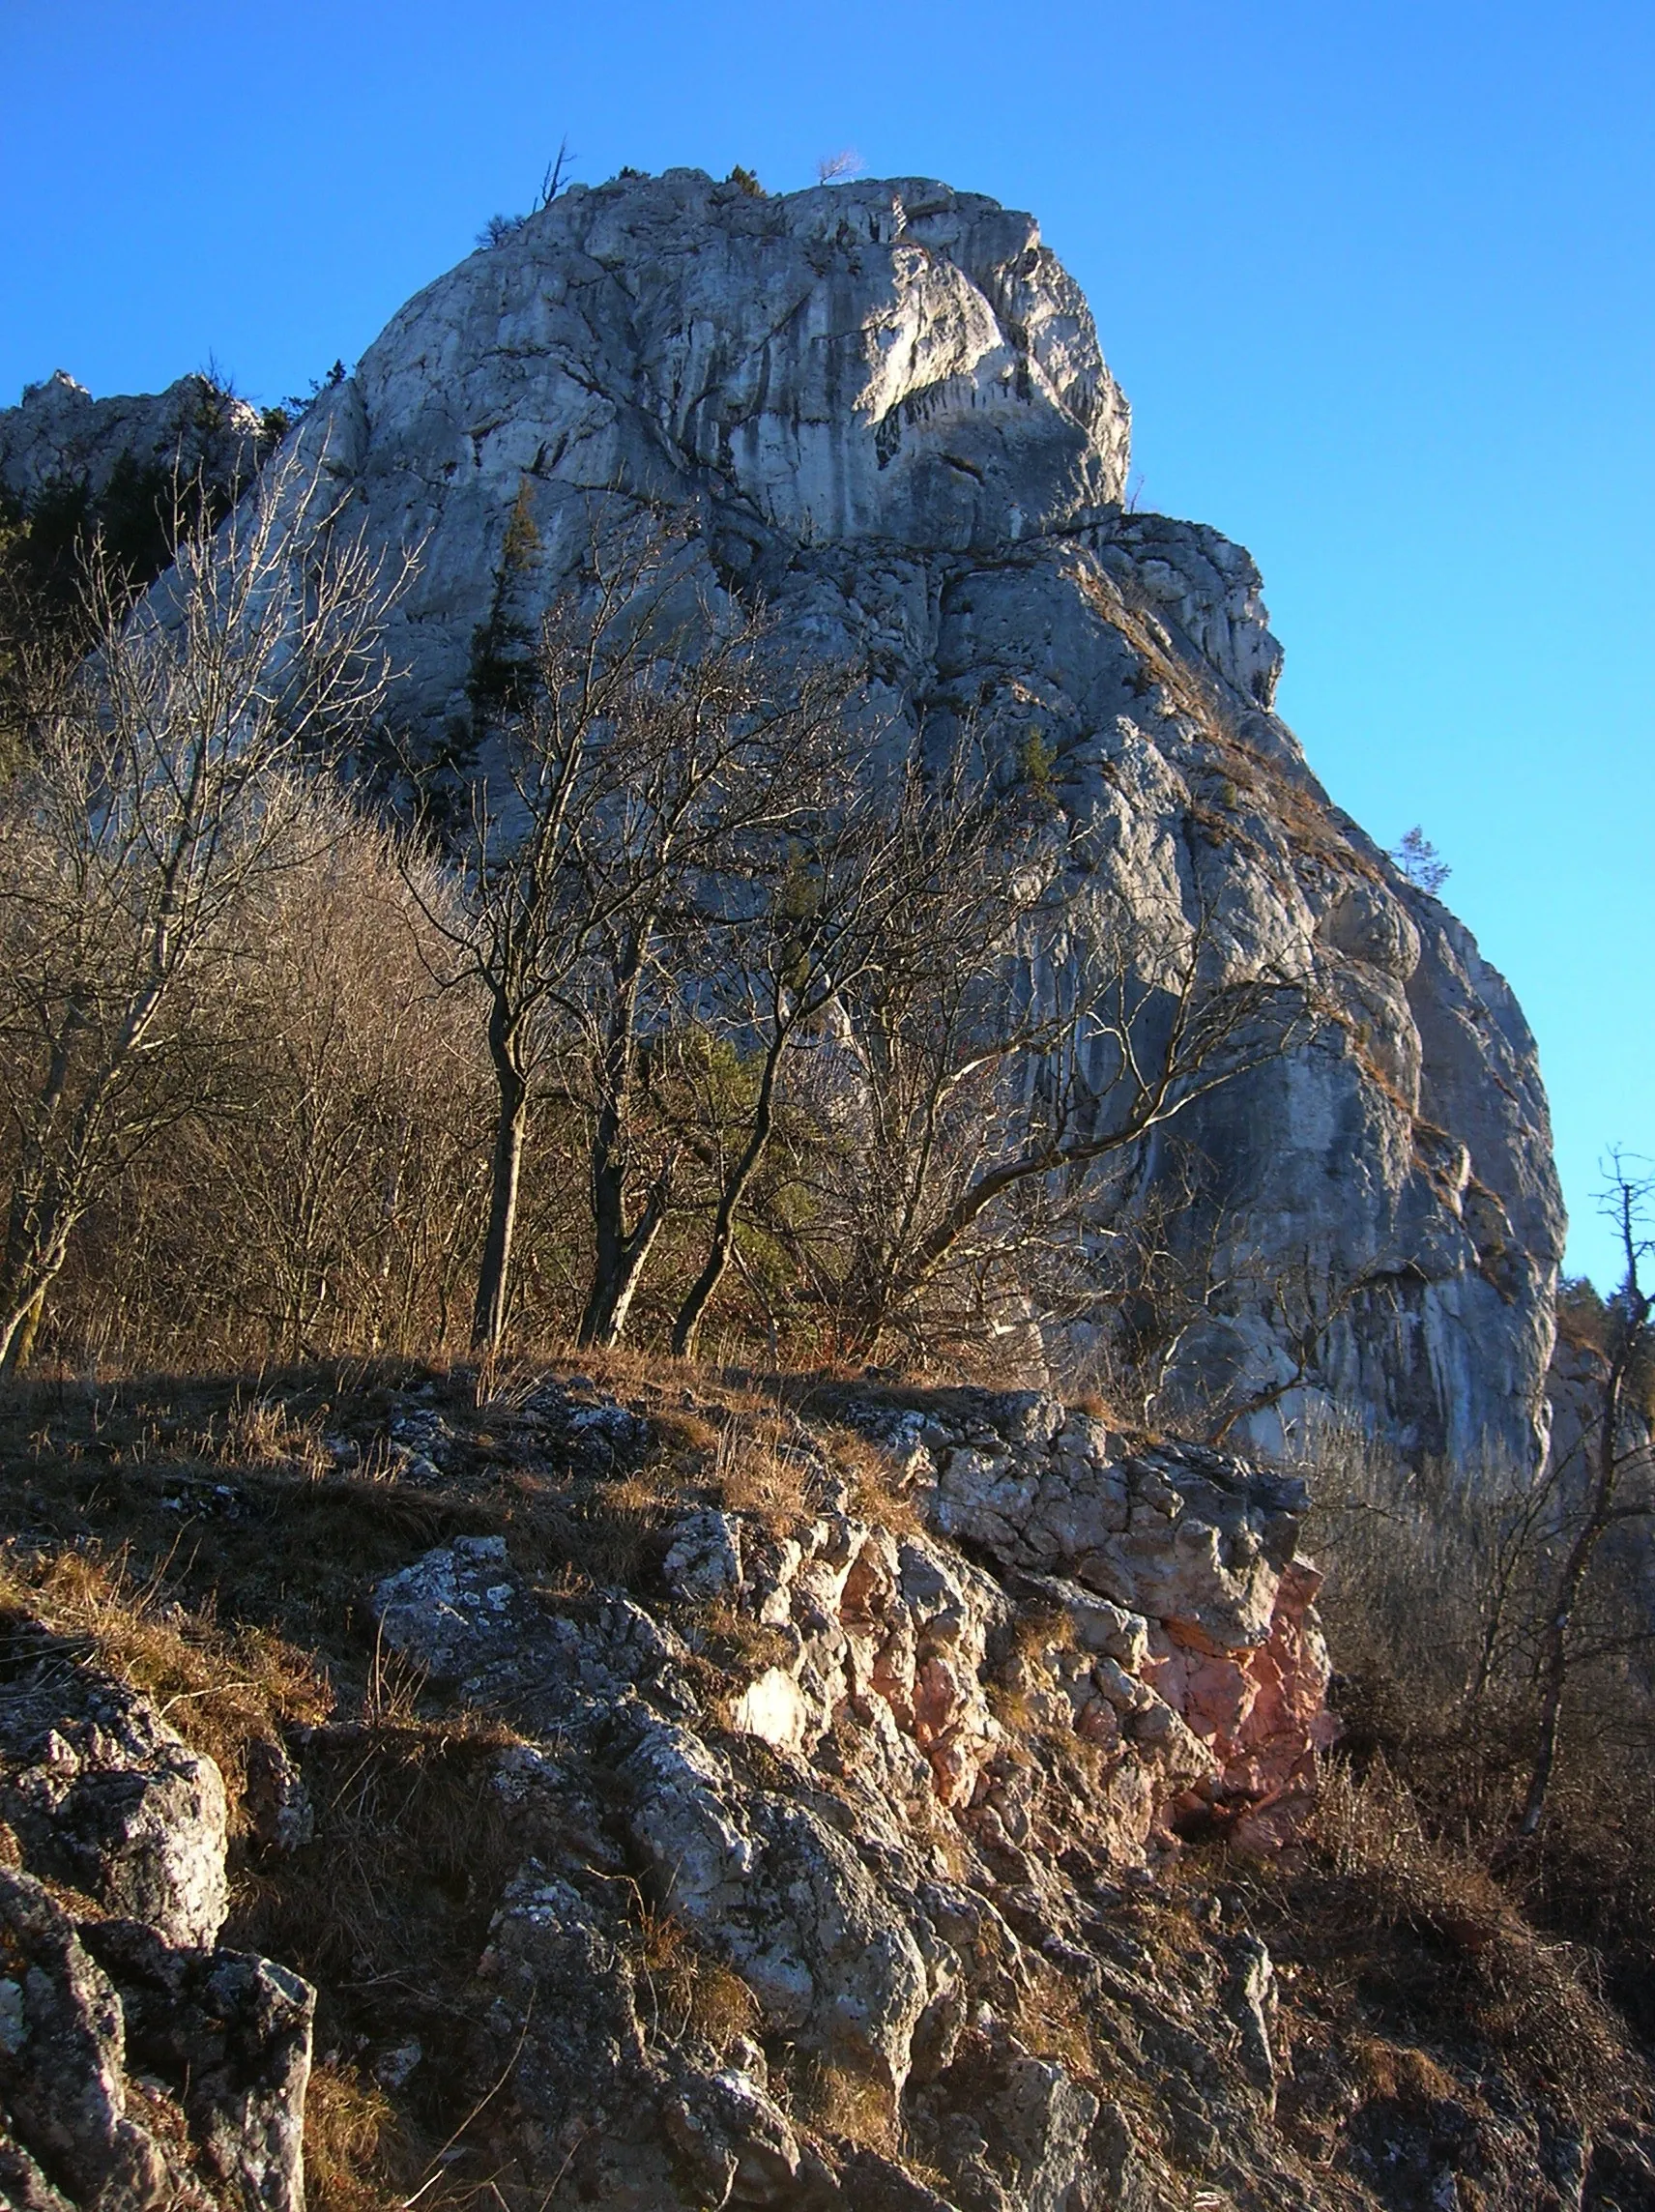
[{"left": 6, "top": 1, "right": 1651, "bottom": 1284}]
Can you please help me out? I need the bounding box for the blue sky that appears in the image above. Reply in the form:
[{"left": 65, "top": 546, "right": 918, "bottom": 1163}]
[{"left": 5, "top": 0, "right": 1651, "bottom": 1283}]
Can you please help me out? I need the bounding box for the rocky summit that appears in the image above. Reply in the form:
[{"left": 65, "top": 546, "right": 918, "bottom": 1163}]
[
  {"left": 0, "top": 170, "right": 1566, "bottom": 1470},
  {"left": 244, "top": 166, "right": 1557, "bottom": 1470}
]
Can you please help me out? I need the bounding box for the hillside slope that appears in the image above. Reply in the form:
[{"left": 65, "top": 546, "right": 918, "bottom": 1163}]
[{"left": 1, "top": 1362, "right": 1648, "bottom": 2211}]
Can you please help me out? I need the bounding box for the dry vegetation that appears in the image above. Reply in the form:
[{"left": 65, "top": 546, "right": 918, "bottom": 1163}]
[
  {"left": 0, "top": 1352, "right": 912, "bottom": 2208},
  {"left": 1, "top": 1337, "right": 1653, "bottom": 2204},
  {"left": 1207, "top": 1412, "right": 1655, "bottom": 2159}
]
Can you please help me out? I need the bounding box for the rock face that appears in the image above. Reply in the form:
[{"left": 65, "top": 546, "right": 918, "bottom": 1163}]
[
  {"left": 342, "top": 1370, "right": 1651, "bottom": 2208},
  {"left": 0, "top": 1620, "right": 229, "bottom": 1947},
  {"left": 0, "top": 1624, "right": 313, "bottom": 2212},
  {"left": 0, "top": 369, "right": 264, "bottom": 510},
  {"left": 299, "top": 167, "right": 1563, "bottom": 1470},
  {"left": 7, "top": 168, "right": 1566, "bottom": 1467},
  {"left": 365, "top": 1381, "right": 1335, "bottom": 2206}
]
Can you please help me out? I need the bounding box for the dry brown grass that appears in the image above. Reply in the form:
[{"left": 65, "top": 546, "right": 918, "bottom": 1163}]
[
  {"left": 711, "top": 1413, "right": 811, "bottom": 1526},
  {"left": 303, "top": 2062, "right": 407, "bottom": 2212},
  {"left": 984, "top": 1679, "right": 1036, "bottom": 1742},
  {"left": 0, "top": 1543, "right": 330, "bottom": 1821},
  {"left": 232, "top": 1713, "right": 521, "bottom": 1984},
  {"left": 792, "top": 2052, "right": 901, "bottom": 2156},
  {"left": 840, "top": 1443, "right": 926, "bottom": 1537},
  {"left": 1010, "top": 1600, "right": 1074, "bottom": 1663},
  {"left": 210, "top": 1391, "right": 333, "bottom": 1477},
  {"left": 1241, "top": 1757, "right": 1629, "bottom": 2117},
  {"left": 1340, "top": 2031, "right": 1463, "bottom": 2110},
  {"left": 694, "top": 1598, "right": 797, "bottom": 1679},
  {"left": 624, "top": 1894, "right": 759, "bottom": 2058},
  {"left": 1067, "top": 1388, "right": 1117, "bottom": 1423},
  {"left": 1015, "top": 1957, "right": 1098, "bottom": 2081},
  {"left": 650, "top": 1407, "right": 723, "bottom": 1458}
]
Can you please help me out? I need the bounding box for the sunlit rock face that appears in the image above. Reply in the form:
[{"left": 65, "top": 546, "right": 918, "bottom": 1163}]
[
  {"left": 0, "top": 367, "right": 263, "bottom": 506},
  {"left": 11, "top": 169, "right": 1565, "bottom": 1467},
  {"left": 288, "top": 169, "right": 1129, "bottom": 734}
]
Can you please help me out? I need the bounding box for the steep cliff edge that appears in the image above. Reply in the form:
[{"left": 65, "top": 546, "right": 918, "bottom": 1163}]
[{"left": 0, "top": 169, "right": 1565, "bottom": 1468}]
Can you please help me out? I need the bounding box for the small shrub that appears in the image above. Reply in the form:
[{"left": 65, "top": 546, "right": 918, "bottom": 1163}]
[
  {"left": 1389, "top": 825, "right": 1451, "bottom": 894},
  {"left": 793, "top": 2052, "right": 899, "bottom": 2154},
  {"left": 476, "top": 212, "right": 526, "bottom": 249}
]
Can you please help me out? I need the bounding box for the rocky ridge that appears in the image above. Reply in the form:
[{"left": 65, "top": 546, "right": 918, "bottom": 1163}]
[{"left": 0, "top": 370, "right": 265, "bottom": 514}]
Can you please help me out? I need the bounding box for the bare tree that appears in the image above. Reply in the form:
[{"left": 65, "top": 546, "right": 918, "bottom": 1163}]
[
  {"left": 1518, "top": 1153, "right": 1655, "bottom": 1835},
  {"left": 667, "top": 758, "right": 975, "bottom": 1359},
  {"left": 191, "top": 818, "right": 489, "bottom": 1359},
  {"left": 25, "top": 814, "right": 492, "bottom": 1373},
  {"left": 802, "top": 847, "right": 1307, "bottom": 1361},
  {"left": 414, "top": 503, "right": 861, "bottom": 1353},
  {"left": 0, "top": 453, "right": 398, "bottom": 1374}
]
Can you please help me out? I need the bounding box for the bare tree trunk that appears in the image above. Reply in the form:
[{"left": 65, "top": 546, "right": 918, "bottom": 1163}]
[
  {"left": 1519, "top": 1173, "right": 1651, "bottom": 1836},
  {"left": 1519, "top": 1364, "right": 1626, "bottom": 1835},
  {"left": 5, "top": 1288, "right": 47, "bottom": 1377},
  {"left": 472, "top": 1004, "right": 530, "bottom": 1353},
  {"left": 579, "top": 1132, "right": 673, "bottom": 1349},
  {"left": 576, "top": 948, "right": 675, "bottom": 1350},
  {"left": 0, "top": 1170, "right": 77, "bottom": 1377},
  {"left": 671, "top": 1031, "right": 787, "bottom": 1360},
  {"left": 0, "top": 1284, "right": 46, "bottom": 1379}
]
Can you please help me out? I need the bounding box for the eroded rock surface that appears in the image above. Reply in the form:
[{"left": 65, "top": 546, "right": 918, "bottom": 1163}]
[
  {"left": 0, "top": 1627, "right": 313, "bottom": 2212},
  {"left": 2, "top": 1366, "right": 1647, "bottom": 2211},
  {"left": 0, "top": 1617, "right": 229, "bottom": 1948},
  {"left": 363, "top": 1382, "right": 1343, "bottom": 2206}
]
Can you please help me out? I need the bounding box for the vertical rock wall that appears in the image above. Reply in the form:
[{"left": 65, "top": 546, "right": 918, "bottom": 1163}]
[{"left": 1, "top": 168, "right": 1565, "bottom": 1466}]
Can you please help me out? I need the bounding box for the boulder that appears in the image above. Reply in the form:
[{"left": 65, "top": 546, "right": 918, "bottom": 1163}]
[
  {"left": 0, "top": 1628, "right": 314, "bottom": 2212},
  {"left": 0, "top": 1618, "right": 228, "bottom": 1947}
]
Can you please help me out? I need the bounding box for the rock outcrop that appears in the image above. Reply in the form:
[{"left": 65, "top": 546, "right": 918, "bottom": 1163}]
[
  {"left": 0, "top": 1623, "right": 313, "bottom": 2212},
  {"left": 0, "top": 369, "right": 265, "bottom": 512},
  {"left": 2, "top": 1360, "right": 1650, "bottom": 2210},
  {"left": 0, "top": 169, "right": 1567, "bottom": 1469},
  {"left": 286, "top": 167, "right": 1562, "bottom": 1470},
  {"left": 362, "top": 1380, "right": 1337, "bottom": 2206}
]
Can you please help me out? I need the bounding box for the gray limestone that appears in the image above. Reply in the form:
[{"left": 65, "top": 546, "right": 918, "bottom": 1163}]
[
  {"left": 0, "top": 168, "right": 1565, "bottom": 1467},
  {"left": 0, "top": 368, "right": 264, "bottom": 509}
]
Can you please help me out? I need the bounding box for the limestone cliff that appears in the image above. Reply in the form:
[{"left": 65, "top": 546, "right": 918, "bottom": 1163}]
[
  {"left": 0, "top": 169, "right": 1565, "bottom": 1467},
  {"left": 305, "top": 168, "right": 1564, "bottom": 1467},
  {"left": 0, "top": 367, "right": 264, "bottom": 510}
]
